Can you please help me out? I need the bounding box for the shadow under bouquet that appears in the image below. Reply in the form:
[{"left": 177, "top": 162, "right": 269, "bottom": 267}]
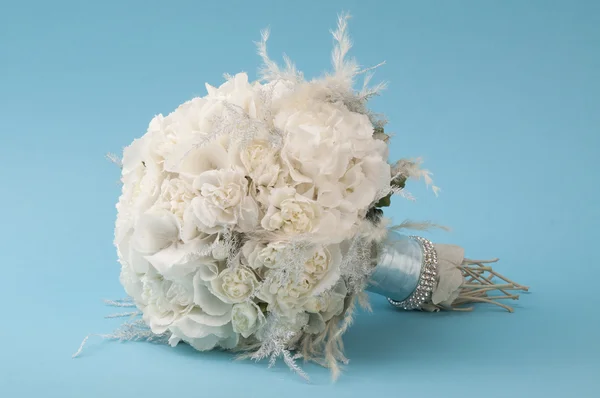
[{"left": 76, "top": 14, "right": 527, "bottom": 381}]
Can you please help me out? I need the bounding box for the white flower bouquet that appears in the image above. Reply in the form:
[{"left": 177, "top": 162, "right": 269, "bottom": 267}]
[{"left": 76, "top": 14, "right": 528, "bottom": 380}]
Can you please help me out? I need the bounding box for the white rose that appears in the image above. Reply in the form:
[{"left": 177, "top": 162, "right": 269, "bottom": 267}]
[
  {"left": 210, "top": 266, "right": 259, "bottom": 304},
  {"left": 261, "top": 187, "right": 321, "bottom": 235},
  {"left": 231, "top": 302, "right": 265, "bottom": 338},
  {"left": 192, "top": 168, "right": 259, "bottom": 233}
]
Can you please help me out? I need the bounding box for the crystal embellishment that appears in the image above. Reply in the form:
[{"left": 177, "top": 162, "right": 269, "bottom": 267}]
[{"left": 387, "top": 236, "right": 438, "bottom": 310}]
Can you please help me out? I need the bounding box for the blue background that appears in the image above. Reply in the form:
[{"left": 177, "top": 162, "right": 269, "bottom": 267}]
[{"left": 1, "top": 1, "right": 598, "bottom": 397}]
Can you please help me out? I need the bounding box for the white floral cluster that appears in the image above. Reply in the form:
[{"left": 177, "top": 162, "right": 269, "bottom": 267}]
[{"left": 115, "top": 15, "right": 396, "bottom": 361}]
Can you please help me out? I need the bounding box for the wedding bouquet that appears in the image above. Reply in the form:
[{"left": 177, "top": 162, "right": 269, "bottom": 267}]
[{"left": 76, "top": 14, "right": 527, "bottom": 380}]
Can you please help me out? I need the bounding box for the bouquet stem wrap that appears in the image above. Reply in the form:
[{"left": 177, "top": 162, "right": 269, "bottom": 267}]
[
  {"left": 368, "top": 230, "right": 528, "bottom": 312},
  {"left": 367, "top": 232, "right": 423, "bottom": 302}
]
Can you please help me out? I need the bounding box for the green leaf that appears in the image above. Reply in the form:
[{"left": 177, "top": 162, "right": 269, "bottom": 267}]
[
  {"left": 391, "top": 175, "right": 407, "bottom": 189},
  {"left": 373, "top": 127, "right": 390, "bottom": 143},
  {"left": 375, "top": 193, "right": 392, "bottom": 208}
]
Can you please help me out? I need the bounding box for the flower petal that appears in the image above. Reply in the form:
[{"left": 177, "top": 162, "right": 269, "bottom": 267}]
[
  {"left": 129, "top": 247, "right": 150, "bottom": 274},
  {"left": 144, "top": 236, "right": 214, "bottom": 279},
  {"left": 172, "top": 313, "right": 232, "bottom": 339},
  {"left": 132, "top": 210, "right": 179, "bottom": 254},
  {"left": 431, "top": 244, "right": 466, "bottom": 305},
  {"left": 186, "top": 307, "right": 232, "bottom": 327},
  {"left": 218, "top": 332, "right": 240, "bottom": 350},
  {"left": 187, "top": 334, "right": 221, "bottom": 351},
  {"left": 193, "top": 279, "right": 231, "bottom": 316}
]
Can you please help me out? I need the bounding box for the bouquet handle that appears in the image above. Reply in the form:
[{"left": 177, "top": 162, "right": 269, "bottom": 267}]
[{"left": 367, "top": 231, "right": 529, "bottom": 312}]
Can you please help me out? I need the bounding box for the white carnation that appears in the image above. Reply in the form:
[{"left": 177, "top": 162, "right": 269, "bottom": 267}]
[
  {"left": 152, "top": 177, "right": 199, "bottom": 242},
  {"left": 258, "top": 245, "right": 342, "bottom": 316},
  {"left": 260, "top": 187, "right": 320, "bottom": 235},
  {"left": 192, "top": 168, "right": 259, "bottom": 233},
  {"left": 242, "top": 240, "right": 287, "bottom": 270},
  {"left": 239, "top": 139, "right": 283, "bottom": 185}
]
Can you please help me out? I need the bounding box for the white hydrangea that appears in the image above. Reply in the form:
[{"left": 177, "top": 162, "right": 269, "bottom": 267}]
[{"left": 275, "top": 100, "right": 391, "bottom": 213}]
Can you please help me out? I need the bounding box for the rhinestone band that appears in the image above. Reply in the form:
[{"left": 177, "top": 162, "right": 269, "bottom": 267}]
[{"left": 387, "top": 236, "right": 438, "bottom": 310}]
